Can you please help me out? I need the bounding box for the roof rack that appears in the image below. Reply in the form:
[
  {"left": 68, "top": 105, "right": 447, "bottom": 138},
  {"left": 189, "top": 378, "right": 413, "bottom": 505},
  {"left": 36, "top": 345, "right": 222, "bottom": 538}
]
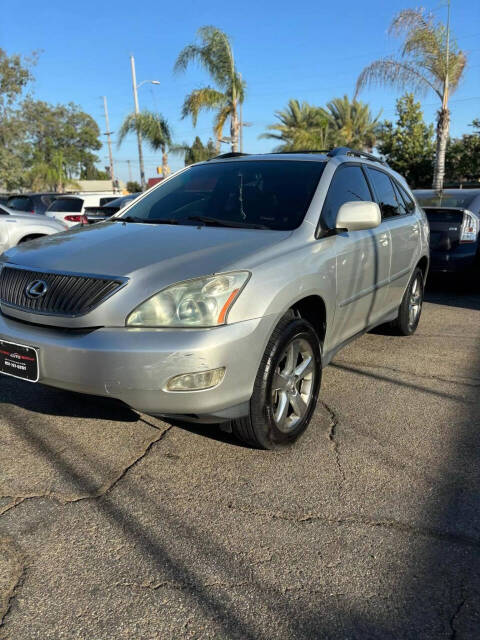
[
  {"left": 207, "top": 152, "right": 250, "bottom": 161},
  {"left": 327, "top": 147, "right": 387, "bottom": 165},
  {"left": 270, "top": 149, "right": 330, "bottom": 155}
]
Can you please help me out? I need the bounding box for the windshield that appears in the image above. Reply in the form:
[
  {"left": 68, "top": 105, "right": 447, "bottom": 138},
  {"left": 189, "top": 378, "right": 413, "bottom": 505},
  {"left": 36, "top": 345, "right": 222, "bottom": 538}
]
[
  {"left": 48, "top": 198, "right": 83, "bottom": 212},
  {"left": 117, "top": 161, "right": 325, "bottom": 230},
  {"left": 414, "top": 191, "right": 478, "bottom": 209}
]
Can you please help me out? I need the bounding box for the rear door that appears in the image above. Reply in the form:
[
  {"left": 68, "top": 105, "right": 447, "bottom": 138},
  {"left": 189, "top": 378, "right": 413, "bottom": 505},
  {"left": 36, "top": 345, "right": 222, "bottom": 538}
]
[
  {"left": 321, "top": 163, "right": 392, "bottom": 344},
  {"left": 365, "top": 168, "right": 419, "bottom": 310}
]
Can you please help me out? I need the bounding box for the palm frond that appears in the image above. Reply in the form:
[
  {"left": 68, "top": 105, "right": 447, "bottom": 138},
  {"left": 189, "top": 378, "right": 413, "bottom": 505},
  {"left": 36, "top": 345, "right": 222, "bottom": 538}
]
[
  {"left": 355, "top": 57, "right": 441, "bottom": 99},
  {"left": 118, "top": 111, "right": 173, "bottom": 151},
  {"left": 181, "top": 87, "right": 227, "bottom": 125}
]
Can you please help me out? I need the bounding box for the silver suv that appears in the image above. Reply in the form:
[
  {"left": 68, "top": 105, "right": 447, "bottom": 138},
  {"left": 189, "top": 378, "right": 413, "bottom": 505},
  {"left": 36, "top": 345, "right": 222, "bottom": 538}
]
[{"left": 0, "top": 148, "right": 429, "bottom": 448}]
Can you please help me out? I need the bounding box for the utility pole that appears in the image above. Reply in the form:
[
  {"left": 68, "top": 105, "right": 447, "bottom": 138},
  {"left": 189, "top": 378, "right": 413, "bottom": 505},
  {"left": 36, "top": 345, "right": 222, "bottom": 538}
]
[
  {"left": 130, "top": 54, "right": 146, "bottom": 190},
  {"left": 102, "top": 96, "right": 116, "bottom": 189}
]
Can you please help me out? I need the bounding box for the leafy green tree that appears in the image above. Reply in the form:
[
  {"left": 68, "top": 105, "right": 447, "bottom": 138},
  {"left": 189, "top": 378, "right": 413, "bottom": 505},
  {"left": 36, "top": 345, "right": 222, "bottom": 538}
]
[
  {"left": 118, "top": 111, "right": 173, "bottom": 178},
  {"left": 178, "top": 136, "right": 217, "bottom": 165},
  {"left": 174, "top": 26, "right": 244, "bottom": 152},
  {"left": 356, "top": 8, "right": 467, "bottom": 190},
  {"left": 321, "top": 95, "right": 381, "bottom": 150},
  {"left": 29, "top": 151, "right": 80, "bottom": 192},
  {"left": 377, "top": 93, "right": 435, "bottom": 187},
  {"left": 21, "top": 99, "right": 102, "bottom": 178},
  {"left": 260, "top": 99, "right": 331, "bottom": 151},
  {"left": 0, "top": 49, "right": 36, "bottom": 191},
  {"left": 445, "top": 119, "right": 480, "bottom": 185},
  {"left": 126, "top": 181, "right": 142, "bottom": 193},
  {"left": 79, "top": 163, "right": 110, "bottom": 180}
]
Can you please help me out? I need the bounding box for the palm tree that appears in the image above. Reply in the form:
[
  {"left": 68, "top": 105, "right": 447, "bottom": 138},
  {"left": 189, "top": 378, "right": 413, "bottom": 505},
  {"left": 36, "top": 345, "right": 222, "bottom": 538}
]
[
  {"left": 118, "top": 111, "right": 173, "bottom": 178},
  {"left": 321, "top": 95, "right": 381, "bottom": 150},
  {"left": 174, "top": 26, "right": 245, "bottom": 153},
  {"left": 260, "top": 99, "right": 332, "bottom": 151},
  {"left": 355, "top": 7, "right": 466, "bottom": 190}
]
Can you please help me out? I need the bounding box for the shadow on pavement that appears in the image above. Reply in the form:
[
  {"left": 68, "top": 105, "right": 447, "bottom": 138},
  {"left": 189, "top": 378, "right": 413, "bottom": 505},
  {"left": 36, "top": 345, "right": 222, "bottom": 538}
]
[{"left": 1, "top": 280, "right": 480, "bottom": 637}]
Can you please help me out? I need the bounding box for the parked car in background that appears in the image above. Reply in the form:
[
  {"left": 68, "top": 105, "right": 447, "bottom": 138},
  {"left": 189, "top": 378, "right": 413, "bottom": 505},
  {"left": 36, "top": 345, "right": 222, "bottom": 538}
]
[
  {"left": 0, "top": 148, "right": 429, "bottom": 449},
  {"left": 414, "top": 189, "right": 480, "bottom": 273},
  {"left": 45, "top": 194, "right": 117, "bottom": 227},
  {"left": 7, "top": 193, "right": 58, "bottom": 216},
  {"left": 84, "top": 193, "right": 141, "bottom": 224},
  {"left": 0, "top": 207, "right": 66, "bottom": 254}
]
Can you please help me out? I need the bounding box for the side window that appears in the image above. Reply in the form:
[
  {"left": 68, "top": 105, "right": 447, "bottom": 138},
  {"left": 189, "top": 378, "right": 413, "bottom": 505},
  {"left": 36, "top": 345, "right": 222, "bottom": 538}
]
[
  {"left": 396, "top": 183, "right": 416, "bottom": 214},
  {"left": 321, "top": 165, "right": 373, "bottom": 229},
  {"left": 366, "top": 168, "right": 403, "bottom": 218},
  {"left": 391, "top": 181, "right": 408, "bottom": 215}
]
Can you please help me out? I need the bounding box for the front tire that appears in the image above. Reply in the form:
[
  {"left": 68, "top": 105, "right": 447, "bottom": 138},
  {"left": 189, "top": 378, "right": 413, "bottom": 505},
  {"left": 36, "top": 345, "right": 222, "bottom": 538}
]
[
  {"left": 391, "top": 267, "right": 424, "bottom": 336},
  {"left": 230, "top": 314, "right": 322, "bottom": 449}
]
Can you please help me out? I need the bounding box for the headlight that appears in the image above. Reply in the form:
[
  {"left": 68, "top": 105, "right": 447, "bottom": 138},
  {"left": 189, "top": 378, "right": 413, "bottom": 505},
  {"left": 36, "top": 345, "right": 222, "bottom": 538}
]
[{"left": 126, "top": 271, "right": 250, "bottom": 327}]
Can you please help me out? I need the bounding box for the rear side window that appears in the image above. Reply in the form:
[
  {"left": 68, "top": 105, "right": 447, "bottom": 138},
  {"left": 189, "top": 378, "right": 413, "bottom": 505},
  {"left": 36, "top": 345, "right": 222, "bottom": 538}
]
[
  {"left": 366, "top": 168, "right": 403, "bottom": 218},
  {"left": 396, "top": 183, "right": 416, "bottom": 214},
  {"left": 48, "top": 198, "right": 83, "bottom": 212},
  {"left": 99, "top": 197, "right": 116, "bottom": 206},
  {"left": 7, "top": 196, "right": 34, "bottom": 212},
  {"left": 321, "top": 165, "right": 372, "bottom": 228}
]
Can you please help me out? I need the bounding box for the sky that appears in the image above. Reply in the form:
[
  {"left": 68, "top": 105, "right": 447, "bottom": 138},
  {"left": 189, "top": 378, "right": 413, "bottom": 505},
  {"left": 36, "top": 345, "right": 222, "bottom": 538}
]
[{"left": 1, "top": 0, "right": 479, "bottom": 184}]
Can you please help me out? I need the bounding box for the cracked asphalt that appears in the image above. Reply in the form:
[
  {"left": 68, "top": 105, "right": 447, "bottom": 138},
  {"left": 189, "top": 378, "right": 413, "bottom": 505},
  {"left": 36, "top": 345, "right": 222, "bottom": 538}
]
[{"left": 1, "top": 277, "right": 479, "bottom": 639}]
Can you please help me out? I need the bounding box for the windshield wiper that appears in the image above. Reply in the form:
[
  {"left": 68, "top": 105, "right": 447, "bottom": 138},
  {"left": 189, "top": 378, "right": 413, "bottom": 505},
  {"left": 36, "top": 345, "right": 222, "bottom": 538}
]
[
  {"left": 114, "top": 216, "right": 179, "bottom": 225},
  {"left": 187, "top": 215, "right": 268, "bottom": 230}
]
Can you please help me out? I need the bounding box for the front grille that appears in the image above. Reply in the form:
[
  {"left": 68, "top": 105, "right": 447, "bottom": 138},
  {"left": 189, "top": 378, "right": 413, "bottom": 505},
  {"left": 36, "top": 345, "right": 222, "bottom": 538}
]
[{"left": 0, "top": 266, "right": 124, "bottom": 316}]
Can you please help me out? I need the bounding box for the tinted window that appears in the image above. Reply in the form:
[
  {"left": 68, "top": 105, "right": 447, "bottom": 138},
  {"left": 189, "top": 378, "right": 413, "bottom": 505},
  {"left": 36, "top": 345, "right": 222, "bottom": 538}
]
[
  {"left": 391, "top": 181, "right": 408, "bottom": 215},
  {"left": 48, "top": 198, "right": 83, "bottom": 212},
  {"left": 7, "top": 196, "right": 34, "bottom": 212},
  {"left": 103, "top": 195, "right": 138, "bottom": 209},
  {"left": 366, "top": 168, "right": 403, "bottom": 218},
  {"left": 121, "top": 161, "right": 325, "bottom": 231},
  {"left": 414, "top": 191, "right": 478, "bottom": 209},
  {"left": 321, "top": 165, "right": 372, "bottom": 228},
  {"left": 40, "top": 195, "right": 56, "bottom": 207},
  {"left": 396, "top": 183, "right": 415, "bottom": 213},
  {"left": 99, "top": 197, "right": 116, "bottom": 206}
]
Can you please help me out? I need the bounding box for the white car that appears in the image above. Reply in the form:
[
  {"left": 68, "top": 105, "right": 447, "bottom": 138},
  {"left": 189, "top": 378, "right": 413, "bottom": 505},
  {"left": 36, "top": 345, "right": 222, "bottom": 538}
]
[
  {"left": 46, "top": 194, "right": 117, "bottom": 228},
  {"left": 0, "top": 205, "right": 66, "bottom": 254}
]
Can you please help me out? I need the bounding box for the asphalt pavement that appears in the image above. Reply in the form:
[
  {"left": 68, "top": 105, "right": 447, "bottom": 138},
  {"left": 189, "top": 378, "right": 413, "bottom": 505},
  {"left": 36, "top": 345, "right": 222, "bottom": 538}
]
[{"left": 1, "top": 276, "right": 479, "bottom": 639}]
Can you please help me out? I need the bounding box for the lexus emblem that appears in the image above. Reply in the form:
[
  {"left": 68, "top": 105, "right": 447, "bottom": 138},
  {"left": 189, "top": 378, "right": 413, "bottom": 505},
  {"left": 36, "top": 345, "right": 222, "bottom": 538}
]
[{"left": 25, "top": 280, "right": 49, "bottom": 299}]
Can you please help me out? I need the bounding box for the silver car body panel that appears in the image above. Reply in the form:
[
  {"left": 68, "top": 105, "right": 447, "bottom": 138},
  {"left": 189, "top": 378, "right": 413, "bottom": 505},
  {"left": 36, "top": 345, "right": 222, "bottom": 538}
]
[
  {"left": 0, "top": 153, "right": 429, "bottom": 419},
  {"left": 0, "top": 210, "right": 66, "bottom": 255}
]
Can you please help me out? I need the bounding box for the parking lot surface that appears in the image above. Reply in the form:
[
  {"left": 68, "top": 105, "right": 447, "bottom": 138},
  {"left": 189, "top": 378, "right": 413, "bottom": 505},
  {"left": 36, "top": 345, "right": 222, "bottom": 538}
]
[{"left": 1, "top": 279, "right": 479, "bottom": 639}]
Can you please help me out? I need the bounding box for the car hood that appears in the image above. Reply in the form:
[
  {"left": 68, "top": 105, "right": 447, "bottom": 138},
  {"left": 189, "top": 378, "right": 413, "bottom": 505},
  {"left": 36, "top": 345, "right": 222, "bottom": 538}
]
[{"left": 2, "top": 221, "right": 292, "bottom": 279}]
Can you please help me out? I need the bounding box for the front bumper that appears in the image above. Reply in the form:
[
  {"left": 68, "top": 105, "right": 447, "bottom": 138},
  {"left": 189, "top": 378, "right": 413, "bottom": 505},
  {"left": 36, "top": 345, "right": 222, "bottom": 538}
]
[{"left": 0, "top": 313, "right": 277, "bottom": 420}]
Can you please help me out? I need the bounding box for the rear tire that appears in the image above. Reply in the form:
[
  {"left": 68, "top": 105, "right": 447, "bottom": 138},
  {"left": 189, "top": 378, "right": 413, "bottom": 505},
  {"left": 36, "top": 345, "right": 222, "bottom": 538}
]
[
  {"left": 230, "top": 313, "right": 322, "bottom": 449},
  {"left": 391, "top": 267, "right": 424, "bottom": 336}
]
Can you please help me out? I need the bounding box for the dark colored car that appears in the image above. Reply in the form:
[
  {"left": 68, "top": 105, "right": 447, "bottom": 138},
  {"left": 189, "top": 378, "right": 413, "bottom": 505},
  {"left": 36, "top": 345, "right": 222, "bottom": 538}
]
[
  {"left": 414, "top": 189, "right": 480, "bottom": 273},
  {"left": 84, "top": 193, "right": 141, "bottom": 223},
  {"left": 6, "top": 193, "right": 58, "bottom": 215}
]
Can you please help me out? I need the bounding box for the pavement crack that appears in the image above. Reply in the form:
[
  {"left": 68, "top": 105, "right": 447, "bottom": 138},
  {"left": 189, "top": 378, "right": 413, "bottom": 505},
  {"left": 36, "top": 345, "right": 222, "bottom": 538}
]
[
  {"left": 0, "top": 539, "right": 26, "bottom": 632},
  {"left": 322, "top": 401, "right": 346, "bottom": 485},
  {"left": 224, "top": 503, "right": 480, "bottom": 549},
  {"left": 0, "top": 424, "right": 173, "bottom": 510},
  {"left": 449, "top": 589, "right": 466, "bottom": 639}
]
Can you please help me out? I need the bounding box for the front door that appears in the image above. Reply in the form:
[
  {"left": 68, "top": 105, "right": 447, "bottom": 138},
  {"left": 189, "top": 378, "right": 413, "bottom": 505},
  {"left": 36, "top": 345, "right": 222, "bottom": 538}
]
[
  {"left": 320, "top": 163, "right": 392, "bottom": 345},
  {"left": 365, "top": 168, "right": 420, "bottom": 311}
]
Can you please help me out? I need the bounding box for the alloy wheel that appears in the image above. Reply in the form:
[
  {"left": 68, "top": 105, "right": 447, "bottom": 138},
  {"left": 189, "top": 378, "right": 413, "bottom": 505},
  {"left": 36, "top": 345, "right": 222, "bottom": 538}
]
[{"left": 271, "top": 337, "right": 316, "bottom": 433}]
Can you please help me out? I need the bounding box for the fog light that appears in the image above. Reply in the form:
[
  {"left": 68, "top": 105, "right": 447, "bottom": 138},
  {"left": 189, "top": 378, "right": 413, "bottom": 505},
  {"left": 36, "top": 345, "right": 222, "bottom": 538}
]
[{"left": 166, "top": 367, "right": 225, "bottom": 391}]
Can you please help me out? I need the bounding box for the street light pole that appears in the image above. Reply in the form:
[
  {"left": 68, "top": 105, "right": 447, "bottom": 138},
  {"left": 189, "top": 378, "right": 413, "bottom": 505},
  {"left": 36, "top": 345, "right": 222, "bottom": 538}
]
[
  {"left": 102, "top": 96, "right": 116, "bottom": 189},
  {"left": 130, "top": 55, "right": 146, "bottom": 190}
]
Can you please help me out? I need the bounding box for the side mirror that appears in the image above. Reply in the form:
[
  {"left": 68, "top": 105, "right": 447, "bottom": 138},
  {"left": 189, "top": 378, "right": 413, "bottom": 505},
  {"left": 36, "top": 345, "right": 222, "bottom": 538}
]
[{"left": 335, "top": 201, "right": 381, "bottom": 232}]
